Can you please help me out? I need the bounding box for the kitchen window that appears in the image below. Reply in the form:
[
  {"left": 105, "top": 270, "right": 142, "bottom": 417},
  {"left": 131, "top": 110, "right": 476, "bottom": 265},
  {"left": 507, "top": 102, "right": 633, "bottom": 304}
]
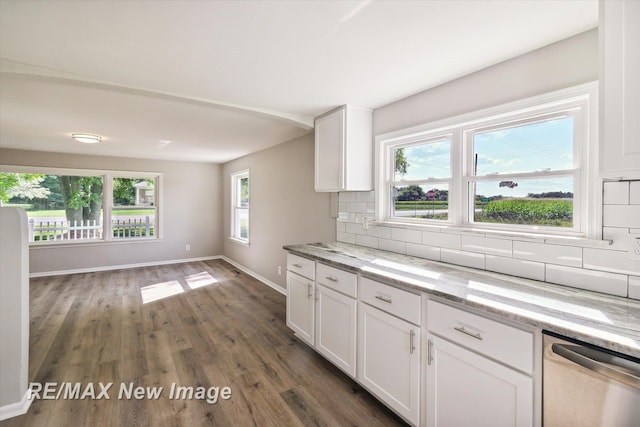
[
  {"left": 0, "top": 167, "right": 162, "bottom": 243},
  {"left": 376, "top": 82, "right": 598, "bottom": 237},
  {"left": 230, "top": 169, "right": 250, "bottom": 244}
]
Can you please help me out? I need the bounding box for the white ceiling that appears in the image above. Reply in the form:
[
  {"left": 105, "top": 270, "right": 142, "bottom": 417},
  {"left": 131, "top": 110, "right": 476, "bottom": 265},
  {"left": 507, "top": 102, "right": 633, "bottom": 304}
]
[{"left": 0, "top": 0, "right": 598, "bottom": 164}]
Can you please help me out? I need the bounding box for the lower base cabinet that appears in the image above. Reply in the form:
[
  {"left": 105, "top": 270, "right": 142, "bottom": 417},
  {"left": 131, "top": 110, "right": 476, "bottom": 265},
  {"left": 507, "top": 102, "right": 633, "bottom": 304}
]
[
  {"left": 357, "top": 301, "right": 421, "bottom": 426},
  {"left": 286, "top": 271, "right": 314, "bottom": 345},
  {"left": 315, "top": 284, "right": 357, "bottom": 377},
  {"left": 426, "top": 334, "right": 533, "bottom": 427}
]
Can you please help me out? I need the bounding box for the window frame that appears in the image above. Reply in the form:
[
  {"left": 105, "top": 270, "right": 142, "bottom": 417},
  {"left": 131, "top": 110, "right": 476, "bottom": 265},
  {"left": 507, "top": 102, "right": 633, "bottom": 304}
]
[
  {"left": 375, "top": 82, "right": 599, "bottom": 238},
  {"left": 0, "top": 165, "right": 162, "bottom": 245},
  {"left": 230, "top": 169, "right": 250, "bottom": 245}
]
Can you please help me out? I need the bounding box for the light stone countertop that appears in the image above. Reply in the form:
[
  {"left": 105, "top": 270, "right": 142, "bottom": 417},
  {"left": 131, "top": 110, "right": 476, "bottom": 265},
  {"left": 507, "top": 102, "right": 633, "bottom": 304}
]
[{"left": 283, "top": 241, "right": 640, "bottom": 359}]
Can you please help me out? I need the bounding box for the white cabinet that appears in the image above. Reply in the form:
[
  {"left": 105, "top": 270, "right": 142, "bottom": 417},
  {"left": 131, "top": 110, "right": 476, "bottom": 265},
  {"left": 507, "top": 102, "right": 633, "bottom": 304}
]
[
  {"left": 426, "top": 300, "right": 534, "bottom": 427},
  {"left": 358, "top": 278, "right": 421, "bottom": 426},
  {"left": 426, "top": 335, "right": 533, "bottom": 427},
  {"left": 315, "top": 285, "right": 357, "bottom": 377},
  {"left": 315, "top": 105, "right": 373, "bottom": 192},
  {"left": 286, "top": 271, "right": 315, "bottom": 346},
  {"left": 600, "top": 0, "right": 640, "bottom": 178}
]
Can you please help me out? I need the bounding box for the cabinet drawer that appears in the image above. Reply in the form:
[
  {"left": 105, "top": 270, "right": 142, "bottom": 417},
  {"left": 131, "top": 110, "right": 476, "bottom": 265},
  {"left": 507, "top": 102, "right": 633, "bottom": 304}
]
[
  {"left": 359, "top": 277, "right": 421, "bottom": 325},
  {"left": 427, "top": 300, "right": 533, "bottom": 373},
  {"left": 316, "top": 263, "right": 357, "bottom": 298},
  {"left": 287, "top": 253, "right": 315, "bottom": 280}
]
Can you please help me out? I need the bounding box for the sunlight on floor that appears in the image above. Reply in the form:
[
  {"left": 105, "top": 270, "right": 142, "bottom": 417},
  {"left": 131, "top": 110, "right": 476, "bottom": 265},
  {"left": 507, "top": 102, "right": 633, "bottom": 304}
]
[
  {"left": 141, "top": 280, "right": 184, "bottom": 304},
  {"left": 185, "top": 271, "right": 218, "bottom": 289}
]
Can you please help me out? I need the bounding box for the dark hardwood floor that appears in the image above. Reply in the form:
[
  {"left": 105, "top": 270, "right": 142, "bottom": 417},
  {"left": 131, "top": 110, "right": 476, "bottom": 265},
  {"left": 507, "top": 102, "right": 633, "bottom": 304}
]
[{"left": 1, "top": 259, "right": 407, "bottom": 427}]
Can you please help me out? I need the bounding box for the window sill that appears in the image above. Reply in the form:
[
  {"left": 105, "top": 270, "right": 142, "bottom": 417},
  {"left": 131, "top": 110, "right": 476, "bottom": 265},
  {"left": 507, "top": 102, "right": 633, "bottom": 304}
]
[
  {"left": 30, "top": 238, "right": 162, "bottom": 249},
  {"left": 228, "top": 237, "right": 250, "bottom": 247},
  {"left": 372, "top": 220, "right": 612, "bottom": 248}
]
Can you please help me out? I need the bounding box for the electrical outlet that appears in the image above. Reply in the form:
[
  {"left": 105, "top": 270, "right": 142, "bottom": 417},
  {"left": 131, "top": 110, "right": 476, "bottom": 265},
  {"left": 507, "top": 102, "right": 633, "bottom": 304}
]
[
  {"left": 277, "top": 265, "right": 282, "bottom": 275},
  {"left": 629, "top": 233, "right": 640, "bottom": 261},
  {"left": 185, "top": 244, "right": 191, "bottom": 252}
]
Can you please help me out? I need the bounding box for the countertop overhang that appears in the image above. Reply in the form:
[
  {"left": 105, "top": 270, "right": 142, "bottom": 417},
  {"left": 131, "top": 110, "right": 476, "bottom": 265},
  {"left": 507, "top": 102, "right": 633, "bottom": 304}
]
[{"left": 284, "top": 241, "right": 640, "bottom": 358}]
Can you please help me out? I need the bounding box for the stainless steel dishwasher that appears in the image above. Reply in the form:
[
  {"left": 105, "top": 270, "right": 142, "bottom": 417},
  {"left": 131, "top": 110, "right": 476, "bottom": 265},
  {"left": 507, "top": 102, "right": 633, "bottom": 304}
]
[{"left": 543, "top": 331, "right": 640, "bottom": 427}]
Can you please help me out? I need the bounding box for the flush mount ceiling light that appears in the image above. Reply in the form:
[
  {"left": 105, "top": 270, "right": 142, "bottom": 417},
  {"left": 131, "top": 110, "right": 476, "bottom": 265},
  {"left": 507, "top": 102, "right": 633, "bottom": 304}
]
[{"left": 72, "top": 133, "right": 102, "bottom": 144}]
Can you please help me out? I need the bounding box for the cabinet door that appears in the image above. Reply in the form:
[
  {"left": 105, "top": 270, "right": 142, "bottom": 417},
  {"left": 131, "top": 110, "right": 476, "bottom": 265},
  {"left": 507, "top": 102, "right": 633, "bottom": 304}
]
[
  {"left": 315, "top": 285, "right": 357, "bottom": 377},
  {"left": 601, "top": 0, "right": 640, "bottom": 178},
  {"left": 315, "top": 108, "right": 345, "bottom": 191},
  {"left": 357, "top": 302, "right": 420, "bottom": 425},
  {"left": 286, "top": 272, "right": 314, "bottom": 345},
  {"left": 426, "top": 335, "right": 533, "bottom": 427}
]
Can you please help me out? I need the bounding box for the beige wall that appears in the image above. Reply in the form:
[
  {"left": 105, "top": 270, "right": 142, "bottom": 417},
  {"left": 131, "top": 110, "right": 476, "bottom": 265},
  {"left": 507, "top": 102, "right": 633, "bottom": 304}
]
[
  {"left": 374, "top": 29, "right": 598, "bottom": 136},
  {"left": 0, "top": 148, "right": 223, "bottom": 274},
  {"left": 222, "top": 133, "right": 336, "bottom": 291}
]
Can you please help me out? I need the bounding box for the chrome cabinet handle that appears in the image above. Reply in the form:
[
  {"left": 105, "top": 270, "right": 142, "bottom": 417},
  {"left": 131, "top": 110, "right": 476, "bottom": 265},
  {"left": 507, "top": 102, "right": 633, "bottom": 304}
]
[
  {"left": 427, "top": 339, "right": 434, "bottom": 365},
  {"left": 325, "top": 276, "right": 338, "bottom": 282},
  {"left": 375, "top": 295, "right": 392, "bottom": 304},
  {"left": 307, "top": 283, "right": 313, "bottom": 298},
  {"left": 293, "top": 263, "right": 302, "bottom": 268},
  {"left": 454, "top": 326, "right": 483, "bottom": 341},
  {"left": 410, "top": 330, "right": 416, "bottom": 354}
]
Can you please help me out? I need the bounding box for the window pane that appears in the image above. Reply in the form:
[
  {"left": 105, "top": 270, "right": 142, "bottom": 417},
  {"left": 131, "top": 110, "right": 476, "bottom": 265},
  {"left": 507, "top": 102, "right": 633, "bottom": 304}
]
[
  {"left": 235, "top": 208, "right": 249, "bottom": 239},
  {"left": 392, "top": 184, "right": 449, "bottom": 221},
  {"left": 473, "top": 117, "right": 574, "bottom": 176},
  {"left": 473, "top": 177, "right": 573, "bottom": 228},
  {"left": 0, "top": 173, "right": 104, "bottom": 242},
  {"left": 112, "top": 177, "right": 156, "bottom": 238},
  {"left": 394, "top": 139, "right": 450, "bottom": 181},
  {"left": 238, "top": 176, "right": 249, "bottom": 207}
]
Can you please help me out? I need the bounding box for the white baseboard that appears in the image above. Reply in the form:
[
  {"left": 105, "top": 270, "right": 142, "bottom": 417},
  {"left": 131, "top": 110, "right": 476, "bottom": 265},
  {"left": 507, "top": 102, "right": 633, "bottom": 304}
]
[
  {"left": 0, "top": 389, "right": 32, "bottom": 421},
  {"left": 29, "top": 256, "right": 222, "bottom": 278},
  {"left": 221, "top": 256, "right": 286, "bottom": 296}
]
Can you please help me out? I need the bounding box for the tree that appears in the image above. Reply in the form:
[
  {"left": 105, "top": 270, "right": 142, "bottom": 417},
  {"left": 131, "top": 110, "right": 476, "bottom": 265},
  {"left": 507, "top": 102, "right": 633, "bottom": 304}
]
[
  {"left": 395, "top": 148, "right": 409, "bottom": 176},
  {"left": 59, "top": 176, "right": 103, "bottom": 223},
  {"left": 0, "top": 173, "right": 50, "bottom": 205},
  {"left": 396, "top": 185, "right": 424, "bottom": 201},
  {"left": 113, "top": 178, "right": 136, "bottom": 205}
]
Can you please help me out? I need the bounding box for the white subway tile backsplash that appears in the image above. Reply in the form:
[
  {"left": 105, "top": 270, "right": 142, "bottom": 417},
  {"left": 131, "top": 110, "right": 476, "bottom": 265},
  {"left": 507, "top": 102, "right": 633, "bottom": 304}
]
[
  {"left": 356, "top": 191, "right": 375, "bottom": 203},
  {"left": 378, "top": 238, "right": 406, "bottom": 254},
  {"left": 603, "top": 205, "right": 640, "bottom": 228},
  {"left": 461, "top": 235, "right": 512, "bottom": 257},
  {"left": 345, "top": 222, "right": 366, "bottom": 235},
  {"left": 546, "top": 264, "right": 628, "bottom": 297},
  {"left": 602, "top": 227, "right": 631, "bottom": 251},
  {"left": 339, "top": 192, "right": 356, "bottom": 202},
  {"left": 392, "top": 228, "right": 422, "bottom": 244},
  {"left": 356, "top": 234, "right": 379, "bottom": 249},
  {"left": 422, "top": 231, "right": 461, "bottom": 250},
  {"left": 630, "top": 181, "right": 640, "bottom": 205},
  {"left": 406, "top": 243, "right": 441, "bottom": 261},
  {"left": 513, "top": 241, "right": 582, "bottom": 267},
  {"left": 337, "top": 222, "right": 346, "bottom": 233},
  {"left": 441, "top": 249, "right": 485, "bottom": 270},
  {"left": 485, "top": 255, "right": 545, "bottom": 281},
  {"left": 366, "top": 203, "right": 375, "bottom": 214},
  {"left": 337, "top": 232, "right": 355, "bottom": 244},
  {"left": 346, "top": 202, "right": 367, "bottom": 213},
  {"left": 583, "top": 248, "right": 640, "bottom": 276},
  {"left": 603, "top": 181, "right": 630, "bottom": 205},
  {"left": 367, "top": 225, "right": 392, "bottom": 239},
  {"left": 629, "top": 276, "right": 640, "bottom": 300}
]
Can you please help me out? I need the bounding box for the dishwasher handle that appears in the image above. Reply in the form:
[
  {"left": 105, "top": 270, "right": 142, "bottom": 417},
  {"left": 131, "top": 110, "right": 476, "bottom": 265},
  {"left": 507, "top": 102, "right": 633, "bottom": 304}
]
[{"left": 552, "top": 343, "right": 640, "bottom": 390}]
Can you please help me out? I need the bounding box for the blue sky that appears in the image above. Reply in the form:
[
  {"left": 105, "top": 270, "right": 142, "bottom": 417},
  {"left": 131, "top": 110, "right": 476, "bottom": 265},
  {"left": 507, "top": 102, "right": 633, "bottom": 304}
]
[{"left": 395, "top": 117, "right": 574, "bottom": 198}]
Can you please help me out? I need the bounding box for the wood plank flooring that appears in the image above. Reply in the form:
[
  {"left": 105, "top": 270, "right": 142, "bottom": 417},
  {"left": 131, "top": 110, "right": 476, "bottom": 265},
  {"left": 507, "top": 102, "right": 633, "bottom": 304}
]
[{"left": 1, "top": 260, "right": 407, "bottom": 427}]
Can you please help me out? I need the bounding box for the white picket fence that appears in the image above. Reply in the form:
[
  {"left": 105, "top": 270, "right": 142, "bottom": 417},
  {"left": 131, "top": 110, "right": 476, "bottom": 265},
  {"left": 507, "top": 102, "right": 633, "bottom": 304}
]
[{"left": 28, "top": 216, "right": 153, "bottom": 242}]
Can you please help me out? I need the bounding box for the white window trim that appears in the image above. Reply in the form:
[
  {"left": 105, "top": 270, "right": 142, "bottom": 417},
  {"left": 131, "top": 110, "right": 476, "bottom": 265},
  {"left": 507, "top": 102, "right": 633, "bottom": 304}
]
[
  {"left": 375, "top": 82, "right": 601, "bottom": 239},
  {"left": 0, "top": 165, "right": 163, "bottom": 245},
  {"left": 229, "top": 169, "right": 250, "bottom": 245}
]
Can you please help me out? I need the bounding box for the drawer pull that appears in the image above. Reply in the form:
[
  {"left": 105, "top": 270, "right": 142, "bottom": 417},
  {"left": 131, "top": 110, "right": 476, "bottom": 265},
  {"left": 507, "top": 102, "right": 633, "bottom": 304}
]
[
  {"left": 325, "top": 276, "right": 338, "bottom": 282},
  {"left": 375, "top": 295, "right": 392, "bottom": 304},
  {"left": 454, "top": 326, "right": 483, "bottom": 341},
  {"left": 307, "top": 283, "right": 313, "bottom": 298},
  {"left": 409, "top": 330, "right": 416, "bottom": 354},
  {"left": 293, "top": 263, "right": 303, "bottom": 268}
]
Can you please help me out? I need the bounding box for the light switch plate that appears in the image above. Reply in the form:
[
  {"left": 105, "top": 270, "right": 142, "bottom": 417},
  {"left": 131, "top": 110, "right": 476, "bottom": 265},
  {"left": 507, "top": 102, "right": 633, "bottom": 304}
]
[{"left": 629, "top": 233, "right": 640, "bottom": 261}]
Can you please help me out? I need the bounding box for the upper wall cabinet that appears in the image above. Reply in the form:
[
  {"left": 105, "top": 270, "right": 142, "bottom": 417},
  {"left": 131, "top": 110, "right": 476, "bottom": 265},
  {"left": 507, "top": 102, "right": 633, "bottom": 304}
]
[
  {"left": 315, "top": 105, "right": 373, "bottom": 192},
  {"left": 600, "top": 0, "right": 640, "bottom": 179}
]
